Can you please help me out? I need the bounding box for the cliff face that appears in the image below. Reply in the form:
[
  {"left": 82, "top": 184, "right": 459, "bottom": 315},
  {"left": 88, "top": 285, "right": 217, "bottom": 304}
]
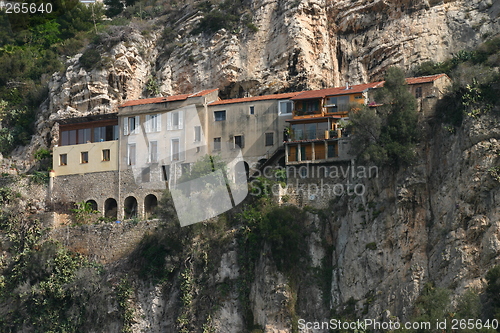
[
  {"left": 42, "top": 0, "right": 500, "bottom": 115},
  {"left": 327, "top": 113, "right": 500, "bottom": 320},
  {"left": 3, "top": 0, "right": 499, "bottom": 331}
]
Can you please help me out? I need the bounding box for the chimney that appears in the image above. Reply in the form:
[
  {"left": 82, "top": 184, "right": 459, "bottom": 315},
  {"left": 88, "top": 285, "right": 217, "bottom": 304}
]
[{"left": 345, "top": 82, "right": 349, "bottom": 90}]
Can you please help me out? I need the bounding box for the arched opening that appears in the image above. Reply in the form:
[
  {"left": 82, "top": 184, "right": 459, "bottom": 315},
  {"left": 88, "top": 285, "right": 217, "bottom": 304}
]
[
  {"left": 124, "top": 196, "right": 138, "bottom": 219},
  {"left": 235, "top": 161, "right": 250, "bottom": 183},
  {"left": 104, "top": 198, "right": 118, "bottom": 219},
  {"left": 144, "top": 194, "right": 158, "bottom": 219},
  {"left": 86, "top": 200, "right": 98, "bottom": 212}
]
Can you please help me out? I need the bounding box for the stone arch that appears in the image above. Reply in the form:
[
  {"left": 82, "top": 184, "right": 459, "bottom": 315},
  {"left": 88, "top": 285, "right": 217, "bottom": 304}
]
[
  {"left": 235, "top": 161, "right": 250, "bottom": 183},
  {"left": 124, "top": 196, "right": 138, "bottom": 219},
  {"left": 85, "top": 199, "right": 98, "bottom": 211},
  {"left": 104, "top": 198, "right": 118, "bottom": 219},
  {"left": 144, "top": 194, "right": 158, "bottom": 219}
]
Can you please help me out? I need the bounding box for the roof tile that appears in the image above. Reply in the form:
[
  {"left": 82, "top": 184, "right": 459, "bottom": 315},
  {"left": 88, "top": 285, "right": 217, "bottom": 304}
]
[
  {"left": 209, "top": 92, "right": 303, "bottom": 106},
  {"left": 290, "top": 82, "right": 384, "bottom": 100}
]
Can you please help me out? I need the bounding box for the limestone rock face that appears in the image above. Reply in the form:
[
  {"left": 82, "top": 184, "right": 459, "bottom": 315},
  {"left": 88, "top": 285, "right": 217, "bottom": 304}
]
[{"left": 41, "top": 0, "right": 500, "bottom": 117}]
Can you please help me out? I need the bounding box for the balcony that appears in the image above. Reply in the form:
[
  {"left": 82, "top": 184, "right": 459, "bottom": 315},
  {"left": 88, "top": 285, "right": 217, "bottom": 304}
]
[{"left": 289, "top": 129, "right": 340, "bottom": 142}]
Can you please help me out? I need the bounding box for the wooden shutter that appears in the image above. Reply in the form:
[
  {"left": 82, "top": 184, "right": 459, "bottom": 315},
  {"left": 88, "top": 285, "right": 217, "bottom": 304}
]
[
  {"left": 123, "top": 117, "right": 129, "bottom": 135},
  {"left": 145, "top": 115, "right": 151, "bottom": 133},
  {"left": 178, "top": 111, "right": 183, "bottom": 130},
  {"left": 156, "top": 114, "right": 161, "bottom": 132},
  {"left": 167, "top": 113, "right": 172, "bottom": 130}
]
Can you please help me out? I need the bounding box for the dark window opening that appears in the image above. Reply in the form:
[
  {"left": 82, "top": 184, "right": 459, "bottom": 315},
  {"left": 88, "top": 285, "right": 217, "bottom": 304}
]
[
  {"left": 234, "top": 135, "right": 244, "bottom": 149},
  {"left": 214, "top": 111, "right": 226, "bottom": 121},
  {"left": 81, "top": 151, "right": 89, "bottom": 164},
  {"left": 213, "top": 137, "right": 221, "bottom": 151},
  {"left": 102, "top": 149, "right": 110, "bottom": 161},
  {"left": 265, "top": 133, "right": 274, "bottom": 146},
  {"left": 60, "top": 154, "right": 67, "bottom": 166}
]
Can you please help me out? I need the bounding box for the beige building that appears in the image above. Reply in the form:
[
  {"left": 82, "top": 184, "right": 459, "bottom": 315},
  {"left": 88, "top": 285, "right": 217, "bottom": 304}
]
[{"left": 206, "top": 92, "right": 302, "bottom": 170}]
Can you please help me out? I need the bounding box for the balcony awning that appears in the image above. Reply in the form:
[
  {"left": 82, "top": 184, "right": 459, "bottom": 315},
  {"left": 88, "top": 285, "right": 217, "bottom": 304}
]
[{"left": 286, "top": 116, "right": 343, "bottom": 123}]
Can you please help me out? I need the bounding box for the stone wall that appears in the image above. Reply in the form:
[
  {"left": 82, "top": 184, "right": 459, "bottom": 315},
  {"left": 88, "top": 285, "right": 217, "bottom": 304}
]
[
  {"left": 51, "top": 169, "right": 164, "bottom": 220},
  {"left": 49, "top": 219, "right": 161, "bottom": 264}
]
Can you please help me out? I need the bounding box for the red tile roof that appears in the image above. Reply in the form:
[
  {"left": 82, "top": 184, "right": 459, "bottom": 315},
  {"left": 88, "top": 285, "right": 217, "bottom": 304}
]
[
  {"left": 119, "top": 89, "right": 219, "bottom": 107},
  {"left": 209, "top": 92, "right": 303, "bottom": 106},
  {"left": 290, "top": 82, "right": 384, "bottom": 100},
  {"left": 405, "top": 73, "right": 448, "bottom": 85}
]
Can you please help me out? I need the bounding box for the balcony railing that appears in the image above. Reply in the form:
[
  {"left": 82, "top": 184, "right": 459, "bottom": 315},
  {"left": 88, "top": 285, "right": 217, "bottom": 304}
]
[{"left": 289, "top": 129, "right": 339, "bottom": 141}]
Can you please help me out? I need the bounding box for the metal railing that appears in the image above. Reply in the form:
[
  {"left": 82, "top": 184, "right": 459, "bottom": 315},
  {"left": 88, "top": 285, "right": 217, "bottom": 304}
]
[{"left": 289, "top": 129, "right": 339, "bottom": 141}]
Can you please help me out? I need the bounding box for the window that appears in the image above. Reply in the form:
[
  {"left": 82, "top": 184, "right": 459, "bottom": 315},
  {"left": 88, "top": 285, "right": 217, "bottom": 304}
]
[
  {"left": 81, "top": 151, "right": 89, "bottom": 164},
  {"left": 102, "top": 149, "right": 110, "bottom": 161},
  {"left": 326, "top": 96, "right": 349, "bottom": 113},
  {"left": 279, "top": 100, "right": 293, "bottom": 115},
  {"left": 234, "top": 135, "right": 244, "bottom": 149},
  {"left": 167, "top": 111, "right": 183, "bottom": 130},
  {"left": 171, "top": 139, "right": 180, "bottom": 161},
  {"left": 415, "top": 86, "right": 423, "bottom": 98},
  {"left": 128, "top": 144, "right": 136, "bottom": 165},
  {"left": 249, "top": 106, "right": 255, "bottom": 115},
  {"left": 303, "top": 100, "right": 319, "bottom": 113},
  {"left": 173, "top": 112, "right": 179, "bottom": 127},
  {"left": 149, "top": 141, "right": 158, "bottom": 163},
  {"left": 213, "top": 137, "right": 221, "bottom": 151},
  {"left": 59, "top": 154, "right": 67, "bottom": 166},
  {"left": 214, "top": 110, "right": 226, "bottom": 121},
  {"left": 265, "top": 132, "right": 274, "bottom": 146},
  {"left": 194, "top": 126, "right": 201, "bottom": 142},
  {"left": 61, "top": 131, "right": 68, "bottom": 146},
  {"left": 124, "top": 116, "right": 139, "bottom": 135},
  {"left": 146, "top": 114, "right": 161, "bottom": 133},
  {"left": 78, "top": 128, "right": 92, "bottom": 144},
  {"left": 94, "top": 127, "right": 105, "bottom": 142},
  {"left": 60, "top": 130, "right": 76, "bottom": 146}
]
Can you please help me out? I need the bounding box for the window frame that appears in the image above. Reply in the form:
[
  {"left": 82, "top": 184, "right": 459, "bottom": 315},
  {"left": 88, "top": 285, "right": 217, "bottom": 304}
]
[
  {"left": 415, "top": 86, "right": 423, "bottom": 98},
  {"left": 214, "top": 110, "right": 226, "bottom": 121},
  {"left": 234, "top": 135, "right": 244, "bottom": 149},
  {"left": 171, "top": 138, "right": 180, "bottom": 161},
  {"left": 249, "top": 106, "right": 255, "bottom": 115},
  {"left": 127, "top": 143, "right": 136, "bottom": 166},
  {"left": 265, "top": 132, "right": 274, "bottom": 146},
  {"left": 81, "top": 151, "right": 89, "bottom": 164},
  {"left": 278, "top": 100, "right": 293, "bottom": 116},
  {"left": 194, "top": 126, "right": 201, "bottom": 142},
  {"left": 149, "top": 141, "right": 158, "bottom": 163},
  {"left": 59, "top": 154, "right": 67, "bottom": 166},
  {"left": 213, "top": 137, "right": 221, "bottom": 151},
  {"left": 102, "top": 149, "right": 111, "bottom": 162}
]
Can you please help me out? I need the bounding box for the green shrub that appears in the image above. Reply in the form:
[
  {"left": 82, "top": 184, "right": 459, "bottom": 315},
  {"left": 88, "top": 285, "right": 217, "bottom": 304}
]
[
  {"left": 79, "top": 48, "right": 102, "bottom": 71},
  {"left": 34, "top": 148, "right": 51, "bottom": 161},
  {"left": 365, "top": 242, "right": 377, "bottom": 250}
]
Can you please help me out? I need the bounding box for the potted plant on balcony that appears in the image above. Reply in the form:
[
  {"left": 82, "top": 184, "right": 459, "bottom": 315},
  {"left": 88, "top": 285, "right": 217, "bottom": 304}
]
[{"left": 283, "top": 127, "right": 291, "bottom": 142}]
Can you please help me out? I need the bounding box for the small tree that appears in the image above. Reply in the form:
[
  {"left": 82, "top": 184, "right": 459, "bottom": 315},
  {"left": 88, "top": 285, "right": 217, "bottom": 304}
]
[
  {"left": 71, "top": 201, "right": 100, "bottom": 224},
  {"left": 348, "top": 67, "right": 418, "bottom": 166}
]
